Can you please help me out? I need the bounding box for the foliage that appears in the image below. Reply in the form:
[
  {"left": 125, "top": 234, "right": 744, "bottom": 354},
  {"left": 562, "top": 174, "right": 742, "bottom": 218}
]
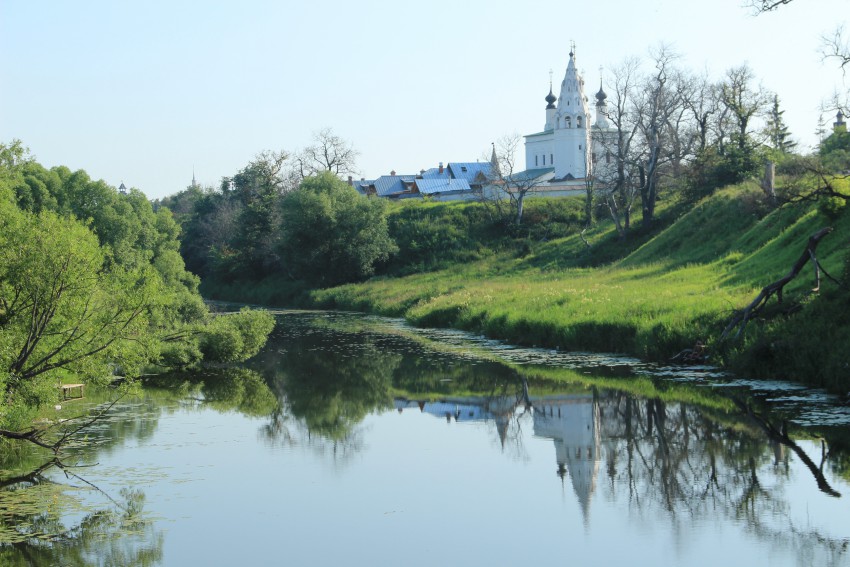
[
  {"left": 278, "top": 172, "right": 397, "bottom": 286},
  {"left": 684, "top": 142, "right": 763, "bottom": 202},
  {"left": 820, "top": 129, "right": 850, "bottom": 173},
  {"left": 384, "top": 201, "right": 499, "bottom": 275},
  {"left": 198, "top": 309, "right": 276, "bottom": 364},
  {"left": 0, "top": 202, "right": 160, "bottom": 430},
  {"left": 0, "top": 141, "right": 274, "bottom": 439}
]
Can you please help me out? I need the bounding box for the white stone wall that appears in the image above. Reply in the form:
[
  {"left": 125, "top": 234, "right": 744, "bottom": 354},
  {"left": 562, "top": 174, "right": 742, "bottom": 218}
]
[{"left": 525, "top": 135, "right": 554, "bottom": 170}]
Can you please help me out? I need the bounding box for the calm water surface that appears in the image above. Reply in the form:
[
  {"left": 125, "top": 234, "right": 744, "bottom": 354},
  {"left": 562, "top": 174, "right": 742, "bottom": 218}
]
[{"left": 2, "top": 310, "right": 850, "bottom": 566}]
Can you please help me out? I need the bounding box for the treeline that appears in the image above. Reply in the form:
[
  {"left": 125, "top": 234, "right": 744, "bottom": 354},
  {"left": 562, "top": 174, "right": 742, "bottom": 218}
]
[
  {"left": 159, "top": 170, "right": 591, "bottom": 306},
  {"left": 582, "top": 50, "right": 850, "bottom": 239},
  {"left": 0, "top": 141, "right": 274, "bottom": 437}
]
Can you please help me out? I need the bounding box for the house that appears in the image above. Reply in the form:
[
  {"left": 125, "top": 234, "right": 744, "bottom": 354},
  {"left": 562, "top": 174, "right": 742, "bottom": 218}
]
[{"left": 349, "top": 161, "right": 495, "bottom": 201}]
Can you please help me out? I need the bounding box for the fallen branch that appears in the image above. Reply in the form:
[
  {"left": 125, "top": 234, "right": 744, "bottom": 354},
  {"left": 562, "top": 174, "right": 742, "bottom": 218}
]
[
  {"left": 733, "top": 398, "right": 840, "bottom": 497},
  {"left": 721, "top": 227, "right": 833, "bottom": 340}
]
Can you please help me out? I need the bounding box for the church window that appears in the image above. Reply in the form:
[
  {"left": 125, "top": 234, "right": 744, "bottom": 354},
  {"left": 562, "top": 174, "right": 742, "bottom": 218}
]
[
  {"left": 543, "top": 154, "right": 546, "bottom": 165},
  {"left": 535, "top": 155, "right": 538, "bottom": 166},
  {"left": 579, "top": 144, "right": 582, "bottom": 150},
  {"left": 577, "top": 116, "right": 583, "bottom": 128},
  {"left": 592, "top": 152, "right": 597, "bottom": 163},
  {"left": 565, "top": 117, "right": 571, "bottom": 128},
  {"left": 550, "top": 153, "right": 553, "bottom": 164},
  {"left": 606, "top": 152, "right": 611, "bottom": 164}
]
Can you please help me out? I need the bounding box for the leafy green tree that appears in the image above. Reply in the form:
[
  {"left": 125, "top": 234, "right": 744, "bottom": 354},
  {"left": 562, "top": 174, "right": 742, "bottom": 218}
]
[
  {"left": 278, "top": 172, "right": 397, "bottom": 286},
  {"left": 225, "top": 151, "right": 290, "bottom": 280},
  {"left": 174, "top": 189, "right": 243, "bottom": 280},
  {"left": 0, "top": 202, "right": 160, "bottom": 432},
  {"left": 0, "top": 142, "right": 276, "bottom": 443}
]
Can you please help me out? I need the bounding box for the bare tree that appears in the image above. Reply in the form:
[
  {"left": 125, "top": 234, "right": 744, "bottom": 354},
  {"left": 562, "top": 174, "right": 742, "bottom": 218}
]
[
  {"left": 634, "top": 46, "right": 686, "bottom": 225},
  {"left": 489, "top": 133, "right": 546, "bottom": 226},
  {"left": 822, "top": 25, "right": 850, "bottom": 71},
  {"left": 294, "top": 128, "right": 360, "bottom": 182},
  {"left": 719, "top": 65, "right": 770, "bottom": 150},
  {"left": 679, "top": 71, "right": 721, "bottom": 155},
  {"left": 597, "top": 58, "right": 642, "bottom": 238},
  {"left": 746, "top": 0, "right": 794, "bottom": 13}
]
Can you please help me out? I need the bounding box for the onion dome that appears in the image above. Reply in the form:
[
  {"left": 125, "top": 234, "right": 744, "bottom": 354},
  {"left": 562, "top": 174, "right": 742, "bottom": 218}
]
[
  {"left": 595, "top": 80, "right": 607, "bottom": 104},
  {"left": 545, "top": 86, "right": 557, "bottom": 109}
]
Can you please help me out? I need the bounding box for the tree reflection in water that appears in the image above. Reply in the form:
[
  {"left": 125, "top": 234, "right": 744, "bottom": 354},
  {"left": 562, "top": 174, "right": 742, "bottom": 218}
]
[
  {"left": 0, "top": 367, "right": 278, "bottom": 566},
  {"left": 500, "top": 389, "right": 848, "bottom": 566},
  {"left": 0, "top": 458, "right": 162, "bottom": 566}
]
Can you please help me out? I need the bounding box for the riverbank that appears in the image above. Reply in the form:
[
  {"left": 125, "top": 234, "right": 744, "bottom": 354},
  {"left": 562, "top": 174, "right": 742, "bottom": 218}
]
[
  {"left": 307, "top": 185, "right": 849, "bottom": 392},
  {"left": 200, "top": 183, "right": 849, "bottom": 392}
]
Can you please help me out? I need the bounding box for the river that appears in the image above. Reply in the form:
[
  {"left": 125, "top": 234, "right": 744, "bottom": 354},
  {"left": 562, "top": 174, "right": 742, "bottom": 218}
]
[{"left": 2, "top": 310, "right": 849, "bottom": 566}]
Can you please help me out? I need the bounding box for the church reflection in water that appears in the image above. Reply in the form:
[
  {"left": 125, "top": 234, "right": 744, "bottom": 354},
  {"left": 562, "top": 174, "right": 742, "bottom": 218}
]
[
  {"left": 395, "top": 386, "right": 839, "bottom": 535},
  {"left": 534, "top": 396, "right": 600, "bottom": 522},
  {"left": 395, "top": 393, "right": 603, "bottom": 520}
]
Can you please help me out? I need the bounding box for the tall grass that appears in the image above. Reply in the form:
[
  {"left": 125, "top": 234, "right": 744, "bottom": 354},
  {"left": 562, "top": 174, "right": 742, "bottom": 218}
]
[{"left": 312, "top": 183, "right": 850, "bottom": 390}]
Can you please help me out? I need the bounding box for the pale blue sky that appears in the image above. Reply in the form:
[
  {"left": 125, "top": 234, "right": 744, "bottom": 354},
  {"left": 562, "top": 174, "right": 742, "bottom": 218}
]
[{"left": 1, "top": 0, "right": 846, "bottom": 199}]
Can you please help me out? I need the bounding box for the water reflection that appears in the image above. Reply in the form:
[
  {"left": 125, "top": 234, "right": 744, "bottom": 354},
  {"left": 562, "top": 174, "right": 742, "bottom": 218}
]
[
  {"left": 249, "top": 312, "right": 850, "bottom": 564},
  {"left": 0, "top": 367, "right": 277, "bottom": 564},
  {"left": 0, "top": 458, "right": 163, "bottom": 566},
  {"left": 1, "top": 310, "right": 849, "bottom": 566}
]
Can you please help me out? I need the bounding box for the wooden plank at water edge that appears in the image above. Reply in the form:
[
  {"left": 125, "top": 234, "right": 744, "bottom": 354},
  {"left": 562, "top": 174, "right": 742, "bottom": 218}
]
[{"left": 59, "top": 383, "right": 85, "bottom": 401}]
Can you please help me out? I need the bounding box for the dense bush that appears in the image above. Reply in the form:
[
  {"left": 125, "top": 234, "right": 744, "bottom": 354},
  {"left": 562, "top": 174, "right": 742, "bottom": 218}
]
[{"left": 279, "top": 173, "right": 397, "bottom": 286}]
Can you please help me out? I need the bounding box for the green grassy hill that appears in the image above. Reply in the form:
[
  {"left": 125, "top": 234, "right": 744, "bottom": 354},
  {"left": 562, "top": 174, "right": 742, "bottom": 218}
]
[{"left": 311, "top": 185, "right": 850, "bottom": 391}]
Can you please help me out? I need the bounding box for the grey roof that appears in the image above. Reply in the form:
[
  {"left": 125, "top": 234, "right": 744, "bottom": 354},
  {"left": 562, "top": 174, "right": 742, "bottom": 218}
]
[
  {"left": 414, "top": 177, "right": 471, "bottom": 195},
  {"left": 508, "top": 167, "right": 555, "bottom": 183},
  {"left": 447, "top": 162, "right": 492, "bottom": 183},
  {"left": 351, "top": 179, "right": 374, "bottom": 194},
  {"left": 420, "top": 167, "right": 450, "bottom": 180},
  {"left": 372, "top": 175, "right": 415, "bottom": 197}
]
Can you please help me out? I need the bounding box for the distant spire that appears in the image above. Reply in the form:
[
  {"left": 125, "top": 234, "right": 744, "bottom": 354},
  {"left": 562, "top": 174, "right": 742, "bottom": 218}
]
[
  {"left": 835, "top": 110, "right": 847, "bottom": 133},
  {"left": 490, "top": 142, "right": 501, "bottom": 177},
  {"left": 192, "top": 166, "right": 198, "bottom": 188},
  {"left": 118, "top": 181, "right": 127, "bottom": 194}
]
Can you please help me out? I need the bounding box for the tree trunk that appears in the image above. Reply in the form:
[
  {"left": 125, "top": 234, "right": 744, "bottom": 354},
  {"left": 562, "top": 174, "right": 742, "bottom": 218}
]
[
  {"left": 762, "top": 160, "right": 776, "bottom": 205},
  {"left": 515, "top": 193, "right": 525, "bottom": 225}
]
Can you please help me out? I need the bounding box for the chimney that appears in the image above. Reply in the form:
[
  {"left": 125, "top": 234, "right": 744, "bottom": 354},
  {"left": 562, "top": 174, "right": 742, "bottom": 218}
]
[
  {"left": 438, "top": 162, "right": 444, "bottom": 174},
  {"left": 390, "top": 170, "right": 396, "bottom": 176},
  {"left": 347, "top": 175, "right": 353, "bottom": 186},
  {"left": 420, "top": 169, "right": 426, "bottom": 175}
]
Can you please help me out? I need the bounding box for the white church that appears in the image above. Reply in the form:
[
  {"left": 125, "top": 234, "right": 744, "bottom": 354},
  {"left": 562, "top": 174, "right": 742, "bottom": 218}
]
[
  {"left": 354, "top": 46, "right": 615, "bottom": 200},
  {"left": 520, "top": 46, "right": 616, "bottom": 196}
]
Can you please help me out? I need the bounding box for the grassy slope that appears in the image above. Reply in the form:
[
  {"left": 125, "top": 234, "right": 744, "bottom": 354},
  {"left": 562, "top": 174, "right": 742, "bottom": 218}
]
[{"left": 311, "top": 184, "right": 850, "bottom": 386}]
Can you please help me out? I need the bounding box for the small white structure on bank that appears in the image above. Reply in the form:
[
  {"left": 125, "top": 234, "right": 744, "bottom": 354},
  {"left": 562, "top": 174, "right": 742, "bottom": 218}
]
[{"left": 521, "top": 46, "right": 617, "bottom": 196}]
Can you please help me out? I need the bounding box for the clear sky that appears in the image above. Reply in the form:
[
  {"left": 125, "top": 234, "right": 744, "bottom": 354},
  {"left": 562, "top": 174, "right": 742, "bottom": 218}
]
[{"left": 1, "top": 0, "right": 847, "bottom": 199}]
